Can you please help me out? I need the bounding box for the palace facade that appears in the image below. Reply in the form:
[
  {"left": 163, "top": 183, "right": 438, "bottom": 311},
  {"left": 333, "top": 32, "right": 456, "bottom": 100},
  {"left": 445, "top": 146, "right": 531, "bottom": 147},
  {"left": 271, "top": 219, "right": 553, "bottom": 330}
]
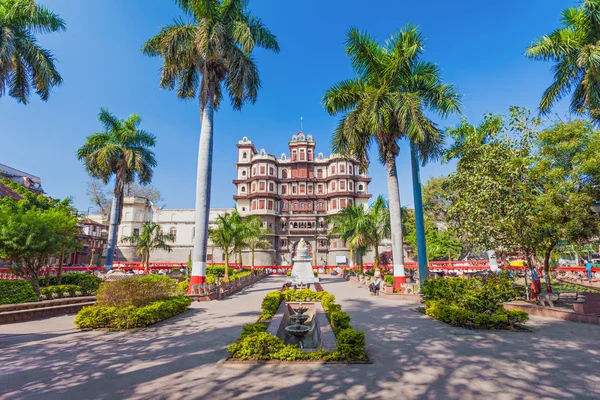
[{"left": 109, "top": 132, "right": 397, "bottom": 266}]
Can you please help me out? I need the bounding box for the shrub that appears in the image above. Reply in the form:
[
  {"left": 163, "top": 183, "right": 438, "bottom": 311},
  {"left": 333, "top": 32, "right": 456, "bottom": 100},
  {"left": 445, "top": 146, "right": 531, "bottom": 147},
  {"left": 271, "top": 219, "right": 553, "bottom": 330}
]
[
  {"left": 75, "top": 295, "right": 191, "bottom": 330},
  {"left": 270, "top": 344, "right": 309, "bottom": 361},
  {"left": 39, "top": 275, "right": 57, "bottom": 287},
  {"left": 336, "top": 328, "right": 367, "bottom": 361},
  {"left": 206, "top": 275, "right": 216, "bottom": 284},
  {"left": 96, "top": 275, "right": 177, "bottom": 308},
  {"left": 240, "top": 323, "right": 267, "bottom": 339},
  {"left": 41, "top": 284, "right": 81, "bottom": 299},
  {"left": 384, "top": 275, "right": 394, "bottom": 286},
  {"left": 330, "top": 311, "right": 351, "bottom": 333},
  {"left": 259, "top": 291, "right": 282, "bottom": 321},
  {"left": 0, "top": 280, "right": 37, "bottom": 304},
  {"left": 61, "top": 274, "right": 102, "bottom": 293},
  {"left": 505, "top": 309, "right": 529, "bottom": 327},
  {"left": 227, "top": 332, "right": 285, "bottom": 360},
  {"left": 313, "top": 270, "right": 318, "bottom": 277},
  {"left": 177, "top": 280, "right": 189, "bottom": 293}
]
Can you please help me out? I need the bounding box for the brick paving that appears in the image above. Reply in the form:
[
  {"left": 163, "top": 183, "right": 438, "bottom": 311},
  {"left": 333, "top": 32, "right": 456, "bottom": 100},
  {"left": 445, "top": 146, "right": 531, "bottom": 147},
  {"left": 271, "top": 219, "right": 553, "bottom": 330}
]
[{"left": 1, "top": 276, "right": 599, "bottom": 399}]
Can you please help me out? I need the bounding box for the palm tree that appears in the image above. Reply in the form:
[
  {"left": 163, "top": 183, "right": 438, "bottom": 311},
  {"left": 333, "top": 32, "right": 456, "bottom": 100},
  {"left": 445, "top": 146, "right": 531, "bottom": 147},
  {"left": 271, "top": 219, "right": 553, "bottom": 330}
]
[
  {"left": 356, "top": 195, "right": 391, "bottom": 269},
  {"left": 526, "top": 0, "right": 600, "bottom": 120},
  {"left": 142, "top": 0, "right": 279, "bottom": 288},
  {"left": 209, "top": 211, "right": 237, "bottom": 281},
  {"left": 122, "top": 222, "right": 174, "bottom": 273},
  {"left": 76, "top": 108, "right": 157, "bottom": 270},
  {"left": 327, "top": 204, "right": 366, "bottom": 268},
  {"left": 244, "top": 216, "right": 272, "bottom": 269},
  {"left": 323, "top": 26, "right": 461, "bottom": 288},
  {"left": 0, "top": 0, "right": 65, "bottom": 104}
]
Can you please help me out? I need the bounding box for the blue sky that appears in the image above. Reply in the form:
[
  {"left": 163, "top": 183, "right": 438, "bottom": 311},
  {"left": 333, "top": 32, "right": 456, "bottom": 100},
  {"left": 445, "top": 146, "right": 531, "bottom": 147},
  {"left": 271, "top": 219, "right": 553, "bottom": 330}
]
[{"left": 0, "top": 0, "right": 571, "bottom": 211}]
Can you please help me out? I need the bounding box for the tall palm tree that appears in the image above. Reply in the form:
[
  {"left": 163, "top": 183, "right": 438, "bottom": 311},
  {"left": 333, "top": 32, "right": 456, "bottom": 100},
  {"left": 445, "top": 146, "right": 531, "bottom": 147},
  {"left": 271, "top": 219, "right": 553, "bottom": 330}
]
[
  {"left": 76, "top": 108, "right": 157, "bottom": 270},
  {"left": 327, "top": 204, "right": 365, "bottom": 268},
  {"left": 0, "top": 0, "right": 65, "bottom": 104},
  {"left": 244, "top": 215, "right": 272, "bottom": 269},
  {"left": 323, "top": 26, "right": 461, "bottom": 288},
  {"left": 526, "top": 0, "right": 600, "bottom": 120},
  {"left": 142, "top": 0, "right": 279, "bottom": 288},
  {"left": 209, "top": 211, "right": 237, "bottom": 281},
  {"left": 122, "top": 222, "right": 174, "bottom": 273}
]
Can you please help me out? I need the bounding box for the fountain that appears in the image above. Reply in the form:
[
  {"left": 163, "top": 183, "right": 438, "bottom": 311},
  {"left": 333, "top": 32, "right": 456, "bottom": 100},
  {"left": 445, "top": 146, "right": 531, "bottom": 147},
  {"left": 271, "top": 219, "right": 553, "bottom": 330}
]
[
  {"left": 284, "top": 302, "right": 310, "bottom": 348},
  {"left": 288, "top": 238, "right": 319, "bottom": 286}
]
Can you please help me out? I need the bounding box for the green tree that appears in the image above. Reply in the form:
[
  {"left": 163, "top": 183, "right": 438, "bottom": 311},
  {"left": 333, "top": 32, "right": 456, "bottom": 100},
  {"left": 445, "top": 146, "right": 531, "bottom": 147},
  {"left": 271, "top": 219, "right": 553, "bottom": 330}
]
[
  {"left": 0, "top": 0, "right": 65, "bottom": 104},
  {"left": 122, "top": 222, "right": 174, "bottom": 273},
  {"left": 445, "top": 107, "right": 540, "bottom": 263},
  {"left": 243, "top": 216, "right": 272, "bottom": 269},
  {"left": 142, "top": 0, "right": 279, "bottom": 284},
  {"left": 526, "top": 0, "right": 600, "bottom": 120},
  {"left": 76, "top": 108, "right": 157, "bottom": 270},
  {"left": 358, "top": 196, "right": 392, "bottom": 269},
  {"left": 323, "top": 25, "right": 460, "bottom": 283},
  {"left": 0, "top": 193, "right": 78, "bottom": 298},
  {"left": 209, "top": 211, "right": 237, "bottom": 281},
  {"left": 531, "top": 119, "right": 600, "bottom": 289},
  {"left": 421, "top": 176, "right": 452, "bottom": 224},
  {"left": 327, "top": 204, "right": 366, "bottom": 268}
]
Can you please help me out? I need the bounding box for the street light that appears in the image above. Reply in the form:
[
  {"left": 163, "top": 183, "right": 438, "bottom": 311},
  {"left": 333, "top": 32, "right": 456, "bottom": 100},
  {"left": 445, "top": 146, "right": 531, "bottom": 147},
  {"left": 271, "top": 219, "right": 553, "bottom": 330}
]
[{"left": 591, "top": 201, "right": 600, "bottom": 214}]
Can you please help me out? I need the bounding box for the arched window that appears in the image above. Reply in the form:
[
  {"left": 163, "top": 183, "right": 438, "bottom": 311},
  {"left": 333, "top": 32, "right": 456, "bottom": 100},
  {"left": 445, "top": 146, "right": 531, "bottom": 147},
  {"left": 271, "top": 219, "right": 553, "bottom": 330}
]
[
  {"left": 169, "top": 227, "right": 177, "bottom": 240},
  {"left": 349, "top": 165, "right": 353, "bottom": 175},
  {"left": 242, "top": 152, "right": 247, "bottom": 159},
  {"left": 282, "top": 185, "right": 287, "bottom": 194},
  {"left": 242, "top": 170, "right": 246, "bottom": 176},
  {"left": 241, "top": 186, "right": 246, "bottom": 192},
  {"left": 282, "top": 169, "right": 288, "bottom": 179},
  {"left": 358, "top": 184, "right": 364, "bottom": 192}
]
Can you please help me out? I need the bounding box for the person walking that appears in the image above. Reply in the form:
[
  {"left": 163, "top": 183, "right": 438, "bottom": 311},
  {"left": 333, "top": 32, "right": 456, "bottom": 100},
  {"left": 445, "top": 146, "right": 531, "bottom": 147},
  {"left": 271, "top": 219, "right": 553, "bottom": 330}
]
[
  {"left": 373, "top": 275, "right": 382, "bottom": 296},
  {"left": 586, "top": 260, "right": 594, "bottom": 282}
]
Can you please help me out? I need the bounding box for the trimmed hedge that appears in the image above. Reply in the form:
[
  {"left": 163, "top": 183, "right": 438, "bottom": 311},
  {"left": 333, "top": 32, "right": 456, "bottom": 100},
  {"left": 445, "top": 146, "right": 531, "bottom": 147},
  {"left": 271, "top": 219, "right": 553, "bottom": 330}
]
[
  {"left": 0, "top": 280, "right": 38, "bottom": 304},
  {"left": 231, "top": 289, "right": 367, "bottom": 362},
  {"left": 39, "top": 273, "right": 102, "bottom": 293},
  {"left": 422, "top": 274, "right": 528, "bottom": 330},
  {"left": 74, "top": 295, "right": 191, "bottom": 330},
  {"left": 40, "top": 284, "right": 82, "bottom": 299}
]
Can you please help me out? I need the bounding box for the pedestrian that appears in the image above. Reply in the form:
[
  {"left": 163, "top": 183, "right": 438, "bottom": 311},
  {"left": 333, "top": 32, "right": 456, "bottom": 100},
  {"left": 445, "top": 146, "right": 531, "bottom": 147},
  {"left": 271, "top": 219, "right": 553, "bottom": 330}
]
[
  {"left": 373, "top": 275, "right": 382, "bottom": 296},
  {"left": 586, "top": 260, "right": 594, "bottom": 282}
]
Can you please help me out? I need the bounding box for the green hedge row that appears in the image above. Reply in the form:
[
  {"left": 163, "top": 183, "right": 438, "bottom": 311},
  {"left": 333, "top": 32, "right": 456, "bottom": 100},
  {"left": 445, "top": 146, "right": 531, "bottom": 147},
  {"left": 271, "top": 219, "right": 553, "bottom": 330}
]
[
  {"left": 40, "top": 284, "right": 85, "bottom": 299},
  {"left": 0, "top": 280, "right": 38, "bottom": 305},
  {"left": 230, "top": 288, "right": 368, "bottom": 362},
  {"left": 39, "top": 274, "right": 102, "bottom": 293},
  {"left": 74, "top": 295, "right": 191, "bottom": 330}
]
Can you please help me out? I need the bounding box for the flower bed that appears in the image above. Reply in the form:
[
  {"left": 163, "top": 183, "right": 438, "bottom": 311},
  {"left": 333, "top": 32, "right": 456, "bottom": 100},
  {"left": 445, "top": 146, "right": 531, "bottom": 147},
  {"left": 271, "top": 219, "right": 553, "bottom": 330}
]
[
  {"left": 227, "top": 289, "right": 368, "bottom": 362},
  {"left": 421, "top": 273, "right": 529, "bottom": 330},
  {"left": 74, "top": 275, "right": 190, "bottom": 330}
]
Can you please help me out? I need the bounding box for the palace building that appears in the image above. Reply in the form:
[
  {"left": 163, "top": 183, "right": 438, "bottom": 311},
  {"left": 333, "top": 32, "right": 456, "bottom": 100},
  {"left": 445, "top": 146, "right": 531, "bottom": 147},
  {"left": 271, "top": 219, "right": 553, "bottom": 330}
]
[{"left": 109, "top": 132, "right": 389, "bottom": 266}]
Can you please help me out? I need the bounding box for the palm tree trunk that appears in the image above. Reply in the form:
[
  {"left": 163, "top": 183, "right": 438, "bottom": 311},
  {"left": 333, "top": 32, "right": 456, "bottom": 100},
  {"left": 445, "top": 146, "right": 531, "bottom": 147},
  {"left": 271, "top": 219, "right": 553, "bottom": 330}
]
[
  {"left": 386, "top": 157, "right": 406, "bottom": 289},
  {"left": 145, "top": 249, "right": 150, "bottom": 274},
  {"left": 251, "top": 247, "right": 255, "bottom": 269},
  {"left": 410, "top": 142, "right": 429, "bottom": 283},
  {"left": 105, "top": 191, "right": 121, "bottom": 270},
  {"left": 224, "top": 252, "right": 230, "bottom": 281},
  {"left": 190, "top": 97, "right": 215, "bottom": 291},
  {"left": 374, "top": 244, "right": 380, "bottom": 269},
  {"left": 57, "top": 245, "right": 65, "bottom": 285}
]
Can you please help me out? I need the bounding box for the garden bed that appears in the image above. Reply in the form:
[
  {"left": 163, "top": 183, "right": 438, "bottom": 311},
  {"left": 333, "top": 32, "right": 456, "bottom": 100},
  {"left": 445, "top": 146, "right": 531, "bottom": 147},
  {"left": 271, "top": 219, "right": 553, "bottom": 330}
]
[{"left": 225, "top": 289, "right": 370, "bottom": 364}]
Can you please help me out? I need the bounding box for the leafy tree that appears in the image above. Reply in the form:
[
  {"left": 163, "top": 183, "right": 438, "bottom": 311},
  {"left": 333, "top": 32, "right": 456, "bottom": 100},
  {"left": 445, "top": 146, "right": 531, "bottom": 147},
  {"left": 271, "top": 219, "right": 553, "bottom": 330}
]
[
  {"left": 0, "top": 194, "right": 78, "bottom": 298},
  {"left": 0, "top": 0, "right": 65, "bottom": 104},
  {"left": 76, "top": 108, "right": 157, "bottom": 270},
  {"left": 122, "top": 222, "right": 174, "bottom": 273},
  {"left": 323, "top": 25, "right": 460, "bottom": 283},
  {"left": 526, "top": 0, "right": 600, "bottom": 121},
  {"left": 445, "top": 107, "right": 540, "bottom": 263},
  {"left": 143, "top": 0, "right": 279, "bottom": 284},
  {"left": 421, "top": 176, "right": 452, "bottom": 224},
  {"left": 531, "top": 119, "right": 600, "bottom": 289}
]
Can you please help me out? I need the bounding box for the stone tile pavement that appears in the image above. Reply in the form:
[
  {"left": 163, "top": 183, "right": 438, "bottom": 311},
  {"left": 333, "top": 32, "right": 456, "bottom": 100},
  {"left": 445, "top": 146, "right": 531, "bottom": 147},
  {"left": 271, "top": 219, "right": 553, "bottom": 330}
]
[{"left": 1, "top": 276, "right": 599, "bottom": 399}]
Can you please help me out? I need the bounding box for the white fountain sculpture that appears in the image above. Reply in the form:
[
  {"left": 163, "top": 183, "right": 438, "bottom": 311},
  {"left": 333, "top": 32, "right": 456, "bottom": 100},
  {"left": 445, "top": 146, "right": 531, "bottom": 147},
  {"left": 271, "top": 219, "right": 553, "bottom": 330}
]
[{"left": 287, "top": 238, "right": 319, "bottom": 285}]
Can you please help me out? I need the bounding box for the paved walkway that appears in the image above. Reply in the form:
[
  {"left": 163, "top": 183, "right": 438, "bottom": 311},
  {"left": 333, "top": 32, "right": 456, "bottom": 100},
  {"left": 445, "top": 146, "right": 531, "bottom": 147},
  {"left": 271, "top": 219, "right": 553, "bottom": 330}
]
[{"left": 1, "top": 276, "right": 599, "bottom": 399}]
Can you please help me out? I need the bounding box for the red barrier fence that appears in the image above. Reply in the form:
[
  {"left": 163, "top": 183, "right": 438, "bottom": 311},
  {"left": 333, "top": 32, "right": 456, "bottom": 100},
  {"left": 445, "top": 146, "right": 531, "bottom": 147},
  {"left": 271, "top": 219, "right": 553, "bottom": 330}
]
[{"left": 1, "top": 260, "right": 598, "bottom": 280}]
